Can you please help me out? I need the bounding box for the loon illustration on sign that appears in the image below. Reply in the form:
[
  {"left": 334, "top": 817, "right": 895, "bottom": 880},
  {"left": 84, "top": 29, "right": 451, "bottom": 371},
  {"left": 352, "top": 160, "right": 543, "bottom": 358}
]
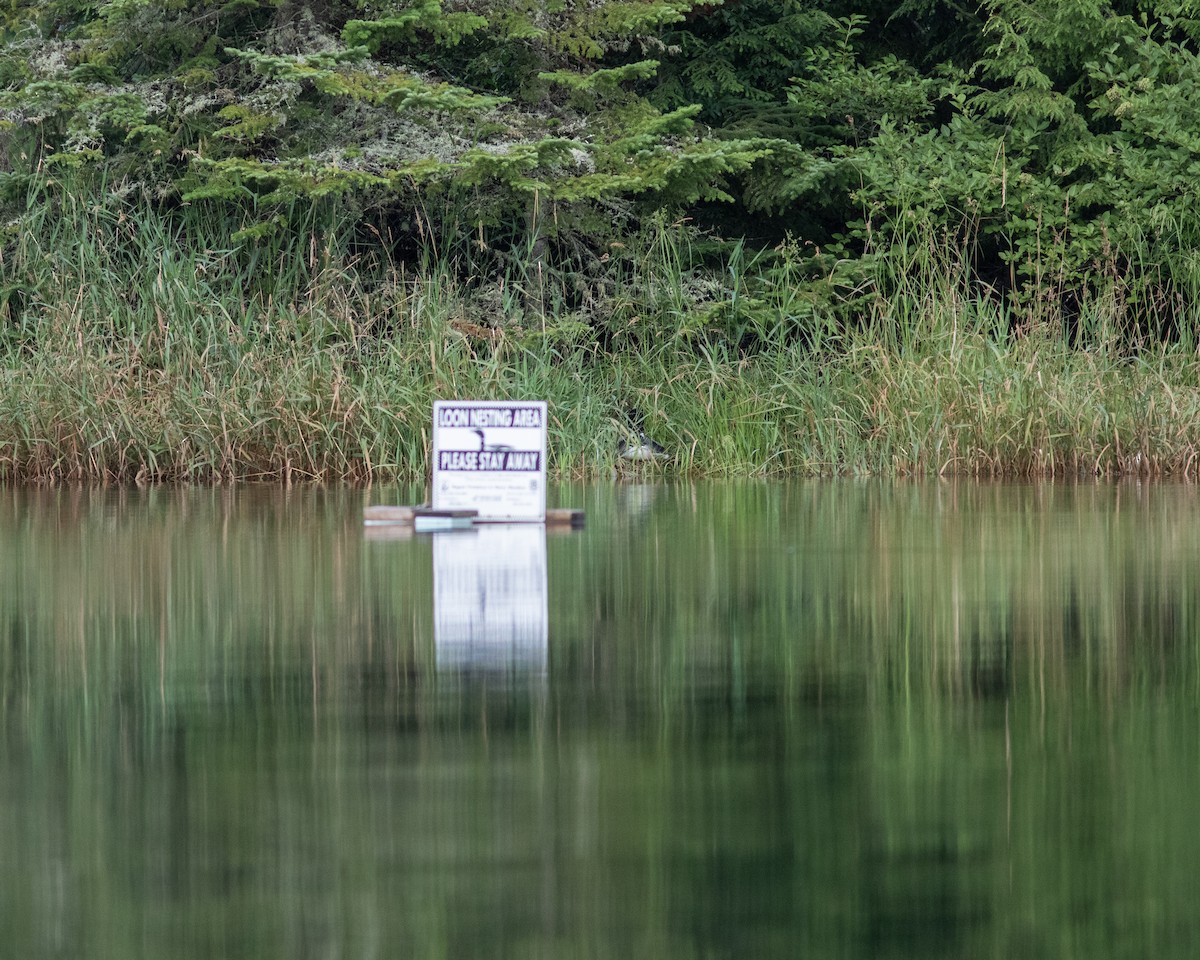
[{"left": 432, "top": 400, "right": 547, "bottom": 521}]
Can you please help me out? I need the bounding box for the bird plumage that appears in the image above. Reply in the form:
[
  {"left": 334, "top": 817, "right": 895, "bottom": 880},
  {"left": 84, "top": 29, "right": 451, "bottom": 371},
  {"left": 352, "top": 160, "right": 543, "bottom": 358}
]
[{"left": 618, "top": 431, "right": 668, "bottom": 461}]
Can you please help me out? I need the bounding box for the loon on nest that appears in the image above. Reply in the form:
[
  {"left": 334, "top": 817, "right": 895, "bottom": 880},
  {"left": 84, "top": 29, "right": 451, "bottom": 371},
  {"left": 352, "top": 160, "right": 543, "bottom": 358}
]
[{"left": 618, "top": 429, "right": 669, "bottom": 462}]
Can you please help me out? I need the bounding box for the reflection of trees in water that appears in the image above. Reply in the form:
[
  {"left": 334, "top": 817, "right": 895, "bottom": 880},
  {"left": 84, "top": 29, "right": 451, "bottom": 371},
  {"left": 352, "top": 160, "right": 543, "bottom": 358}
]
[
  {"left": 1, "top": 482, "right": 1199, "bottom": 956},
  {"left": 7, "top": 481, "right": 1198, "bottom": 706}
]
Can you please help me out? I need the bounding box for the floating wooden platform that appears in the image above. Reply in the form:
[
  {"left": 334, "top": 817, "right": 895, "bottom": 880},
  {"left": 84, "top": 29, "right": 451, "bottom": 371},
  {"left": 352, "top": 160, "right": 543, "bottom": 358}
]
[
  {"left": 363, "top": 505, "right": 584, "bottom": 529},
  {"left": 362, "top": 505, "right": 422, "bottom": 524},
  {"left": 546, "top": 508, "right": 586, "bottom": 528},
  {"left": 363, "top": 506, "right": 478, "bottom": 532}
]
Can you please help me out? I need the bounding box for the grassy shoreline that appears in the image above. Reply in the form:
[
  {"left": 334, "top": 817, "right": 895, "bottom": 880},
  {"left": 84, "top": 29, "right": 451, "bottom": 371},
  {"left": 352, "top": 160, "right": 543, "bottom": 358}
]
[
  {"left": 4, "top": 329, "right": 1199, "bottom": 483},
  {"left": 5, "top": 195, "right": 1200, "bottom": 483}
]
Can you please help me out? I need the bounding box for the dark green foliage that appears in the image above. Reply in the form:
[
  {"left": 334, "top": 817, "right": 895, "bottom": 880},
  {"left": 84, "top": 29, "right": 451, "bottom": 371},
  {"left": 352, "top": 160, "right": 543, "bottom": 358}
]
[
  {"left": 0, "top": 0, "right": 757, "bottom": 208},
  {"left": 654, "top": 0, "right": 837, "bottom": 130},
  {"left": 6, "top": 0, "right": 1200, "bottom": 351},
  {"left": 831, "top": 0, "right": 1200, "bottom": 342},
  {"left": 0, "top": 0, "right": 772, "bottom": 341}
]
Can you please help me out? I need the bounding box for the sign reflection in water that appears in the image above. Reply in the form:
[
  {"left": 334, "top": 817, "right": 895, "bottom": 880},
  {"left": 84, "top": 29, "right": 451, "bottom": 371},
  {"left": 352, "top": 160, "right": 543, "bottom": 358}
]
[{"left": 433, "top": 523, "right": 548, "bottom": 675}]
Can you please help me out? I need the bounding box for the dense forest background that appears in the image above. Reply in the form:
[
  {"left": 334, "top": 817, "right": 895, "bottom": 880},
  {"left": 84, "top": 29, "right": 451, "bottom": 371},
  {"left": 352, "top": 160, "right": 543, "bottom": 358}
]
[
  {"left": 2, "top": 1, "right": 1200, "bottom": 481},
  {"left": 6, "top": 0, "right": 1200, "bottom": 344}
]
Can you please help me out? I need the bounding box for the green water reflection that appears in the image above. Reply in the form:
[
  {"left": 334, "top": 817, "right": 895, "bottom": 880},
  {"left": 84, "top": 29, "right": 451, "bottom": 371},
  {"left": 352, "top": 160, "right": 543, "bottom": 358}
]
[{"left": 1, "top": 482, "right": 1199, "bottom": 958}]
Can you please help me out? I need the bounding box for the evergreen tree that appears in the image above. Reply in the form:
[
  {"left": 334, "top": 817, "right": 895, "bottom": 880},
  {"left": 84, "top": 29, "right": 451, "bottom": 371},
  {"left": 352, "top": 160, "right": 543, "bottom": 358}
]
[{"left": 0, "top": 1, "right": 764, "bottom": 237}]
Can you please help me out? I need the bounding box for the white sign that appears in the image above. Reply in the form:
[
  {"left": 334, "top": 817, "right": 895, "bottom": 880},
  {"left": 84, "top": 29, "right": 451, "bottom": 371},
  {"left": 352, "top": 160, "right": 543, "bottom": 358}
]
[
  {"left": 432, "top": 400, "right": 547, "bottom": 521},
  {"left": 434, "top": 524, "right": 548, "bottom": 675}
]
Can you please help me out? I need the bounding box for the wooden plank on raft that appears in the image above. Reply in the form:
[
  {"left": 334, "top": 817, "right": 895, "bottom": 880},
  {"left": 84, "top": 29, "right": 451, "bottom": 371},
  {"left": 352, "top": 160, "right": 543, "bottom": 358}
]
[
  {"left": 364, "top": 505, "right": 583, "bottom": 528},
  {"left": 545, "top": 508, "right": 585, "bottom": 527}
]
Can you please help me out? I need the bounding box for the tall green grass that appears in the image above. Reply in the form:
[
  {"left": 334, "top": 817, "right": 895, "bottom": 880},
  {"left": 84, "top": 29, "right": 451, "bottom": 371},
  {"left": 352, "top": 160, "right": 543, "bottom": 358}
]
[{"left": 3, "top": 182, "right": 1200, "bottom": 482}]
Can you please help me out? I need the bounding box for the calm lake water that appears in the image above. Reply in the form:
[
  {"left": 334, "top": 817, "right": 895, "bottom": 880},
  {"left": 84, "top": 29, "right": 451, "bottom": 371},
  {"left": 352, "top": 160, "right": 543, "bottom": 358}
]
[{"left": 2, "top": 481, "right": 1199, "bottom": 959}]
